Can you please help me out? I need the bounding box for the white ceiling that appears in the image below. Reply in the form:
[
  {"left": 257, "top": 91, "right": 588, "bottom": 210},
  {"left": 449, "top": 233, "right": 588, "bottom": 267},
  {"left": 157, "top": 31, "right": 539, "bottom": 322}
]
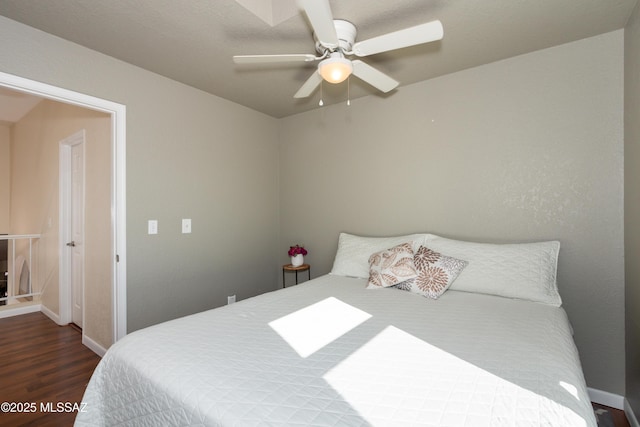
[{"left": 0, "top": 0, "right": 636, "bottom": 118}]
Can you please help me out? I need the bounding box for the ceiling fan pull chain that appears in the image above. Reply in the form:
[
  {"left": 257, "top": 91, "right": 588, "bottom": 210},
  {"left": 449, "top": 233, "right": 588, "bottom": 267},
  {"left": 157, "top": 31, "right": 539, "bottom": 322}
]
[
  {"left": 319, "top": 81, "right": 324, "bottom": 106},
  {"left": 347, "top": 77, "right": 351, "bottom": 106}
]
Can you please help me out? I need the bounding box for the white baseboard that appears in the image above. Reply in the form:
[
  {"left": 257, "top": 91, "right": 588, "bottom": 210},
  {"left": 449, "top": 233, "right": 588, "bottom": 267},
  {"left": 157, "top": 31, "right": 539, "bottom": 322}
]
[
  {"left": 588, "top": 387, "right": 624, "bottom": 410},
  {"left": 0, "top": 303, "right": 41, "bottom": 318},
  {"left": 43, "top": 304, "right": 107, "bottom": 358},
  {"left": 626, "top": 399, "right": 640, "bottom": 427},
  {"left": 40, "top": 304, "right": 61, "bottom": 324},
  {"left": 82, "top": 334, "right": 107, "bottom": 358}
]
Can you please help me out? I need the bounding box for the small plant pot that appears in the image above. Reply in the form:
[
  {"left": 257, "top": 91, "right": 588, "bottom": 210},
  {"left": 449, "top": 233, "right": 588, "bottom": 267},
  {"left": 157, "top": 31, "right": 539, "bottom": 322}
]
[{"left": 291, "top": 254, "right": 304, "bottom": 267}]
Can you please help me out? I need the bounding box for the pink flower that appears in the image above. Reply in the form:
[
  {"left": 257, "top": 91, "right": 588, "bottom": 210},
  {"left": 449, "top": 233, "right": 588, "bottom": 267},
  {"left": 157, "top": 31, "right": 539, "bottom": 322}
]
[{"left": 288, "top": 245, "right": 308, "bottom": 256}]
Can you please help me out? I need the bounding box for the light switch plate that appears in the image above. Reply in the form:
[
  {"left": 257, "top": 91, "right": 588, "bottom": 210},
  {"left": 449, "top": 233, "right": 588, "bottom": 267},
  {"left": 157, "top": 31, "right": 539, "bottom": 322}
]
[
  {"left": 182, "top": 218, "right": 192, "bottom": 234},
  {"left": 148, "top": 220, "right": 158, "bottom": 235}
]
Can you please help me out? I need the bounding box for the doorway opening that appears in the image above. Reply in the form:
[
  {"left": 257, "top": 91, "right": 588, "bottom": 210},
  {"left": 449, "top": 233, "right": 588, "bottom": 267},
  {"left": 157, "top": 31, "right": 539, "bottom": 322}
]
[{"left": 0, "top": 71, "right": 127, "bottom": 352}]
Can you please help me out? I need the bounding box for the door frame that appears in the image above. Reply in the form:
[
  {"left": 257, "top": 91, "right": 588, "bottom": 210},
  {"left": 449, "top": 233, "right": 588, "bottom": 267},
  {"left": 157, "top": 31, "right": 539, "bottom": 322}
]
[
  {"left": 0, "top": 71, "right": 127, "bottom": 345},
  {"left": 60, "top": 130, "right": 86, "bottom": 329}
]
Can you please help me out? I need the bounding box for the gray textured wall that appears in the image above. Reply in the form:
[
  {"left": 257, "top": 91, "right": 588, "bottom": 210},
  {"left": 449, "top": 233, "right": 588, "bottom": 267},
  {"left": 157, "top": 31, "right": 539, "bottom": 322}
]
[
  {"left": 625, "top": 1, "right": 640, "bottom": 420},
  {"left": 280, "top": 31, "right": 625, "bottom": 394}
]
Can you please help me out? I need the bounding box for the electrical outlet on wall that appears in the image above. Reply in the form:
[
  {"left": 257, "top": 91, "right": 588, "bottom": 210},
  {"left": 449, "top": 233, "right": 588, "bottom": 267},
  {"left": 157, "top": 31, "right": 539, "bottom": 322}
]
[
  {"left": 227, "top": 295, "right": 236, "bottom": 305},
  {"left": 148, "top": 220, "right": 158, "bottom": 235}
]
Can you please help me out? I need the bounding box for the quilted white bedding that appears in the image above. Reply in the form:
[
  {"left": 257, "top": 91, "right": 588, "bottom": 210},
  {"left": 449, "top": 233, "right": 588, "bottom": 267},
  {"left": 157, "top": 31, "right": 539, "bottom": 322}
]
[{"left": 76, "top": 275, "right": 596, "bottom": 426}]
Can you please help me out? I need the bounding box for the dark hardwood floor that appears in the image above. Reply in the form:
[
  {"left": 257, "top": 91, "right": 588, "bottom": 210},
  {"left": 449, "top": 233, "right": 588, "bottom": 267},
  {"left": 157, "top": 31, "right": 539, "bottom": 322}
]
[
  {"left": 593, "top": 402, "right": 632, "bottom": 427},
  {"left": 0, "top": 312, "right": 634, "bottom": 427},
  {"left": 0, "top": 312, "right": 100, "bottom": 426}
]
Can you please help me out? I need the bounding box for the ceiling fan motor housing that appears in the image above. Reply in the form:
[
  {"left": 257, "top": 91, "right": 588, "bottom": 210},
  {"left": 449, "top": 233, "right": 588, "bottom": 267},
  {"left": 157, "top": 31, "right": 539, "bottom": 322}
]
[{"left": 315, "top": 19, "right": 357, "bottom": 54}]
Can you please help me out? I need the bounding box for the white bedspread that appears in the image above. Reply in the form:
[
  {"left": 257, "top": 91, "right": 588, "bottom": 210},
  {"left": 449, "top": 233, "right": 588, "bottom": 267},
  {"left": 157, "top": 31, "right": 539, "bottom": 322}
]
[{"left": 75, "top": 275, "right": 596, "bottom": 426}]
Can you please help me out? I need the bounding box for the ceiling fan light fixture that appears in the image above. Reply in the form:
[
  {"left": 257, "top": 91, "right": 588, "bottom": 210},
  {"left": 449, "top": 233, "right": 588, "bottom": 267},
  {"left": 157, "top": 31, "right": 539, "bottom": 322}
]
[{"left": 318, "top": 54, "right": 352, "bottom": 84}]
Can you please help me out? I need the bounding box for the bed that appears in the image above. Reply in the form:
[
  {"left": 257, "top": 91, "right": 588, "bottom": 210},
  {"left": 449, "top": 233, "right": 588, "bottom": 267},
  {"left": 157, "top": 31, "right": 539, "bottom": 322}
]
[{"left": 76, "top": 234, "right": 596, "bottom": 426}]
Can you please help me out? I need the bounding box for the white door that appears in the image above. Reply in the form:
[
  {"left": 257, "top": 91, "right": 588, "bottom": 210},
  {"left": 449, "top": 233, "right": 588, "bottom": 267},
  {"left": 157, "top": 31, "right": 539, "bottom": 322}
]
[
  {"left": 69, "top": 141, "right": 85, "bottom": 327},
  {"left": 63, "top": 136, "right": 85, "bottom": 327}
]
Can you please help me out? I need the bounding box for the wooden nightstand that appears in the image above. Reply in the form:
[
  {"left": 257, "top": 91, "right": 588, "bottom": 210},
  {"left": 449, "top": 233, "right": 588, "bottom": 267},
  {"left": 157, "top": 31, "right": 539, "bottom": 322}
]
[{"left": 282, "top": 264, "right": 310, "bottom": 288}]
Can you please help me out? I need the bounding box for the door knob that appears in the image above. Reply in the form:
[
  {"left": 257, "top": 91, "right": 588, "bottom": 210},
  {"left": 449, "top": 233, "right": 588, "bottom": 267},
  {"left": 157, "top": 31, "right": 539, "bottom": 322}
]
[{"left": 66, "top": 241, "right": 76, "bottom": 247}]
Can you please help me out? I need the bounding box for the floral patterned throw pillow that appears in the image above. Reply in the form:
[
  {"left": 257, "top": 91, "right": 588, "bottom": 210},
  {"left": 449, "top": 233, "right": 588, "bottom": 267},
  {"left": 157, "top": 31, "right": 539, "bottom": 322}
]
[
  {"left": 395, "top": 246, "right": 468, "bottom": 298},
  {"left": 366, "top": 243, "right": 418, "bottom": 289}
]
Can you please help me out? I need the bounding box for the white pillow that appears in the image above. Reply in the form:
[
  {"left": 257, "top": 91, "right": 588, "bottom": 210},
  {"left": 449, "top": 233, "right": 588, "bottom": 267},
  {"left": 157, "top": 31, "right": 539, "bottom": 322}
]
[
  {"left": 330, "top": 233, "right": 428, "bottom": 279},
  {"left": 424, "top": 235, "right": 562, "bottom": 306}
]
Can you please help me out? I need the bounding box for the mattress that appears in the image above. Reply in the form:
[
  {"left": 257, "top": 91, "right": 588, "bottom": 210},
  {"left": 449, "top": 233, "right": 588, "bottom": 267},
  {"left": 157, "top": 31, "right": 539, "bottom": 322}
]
[{"left": 75, "top": 274, "right": 596, "bottom": 426}]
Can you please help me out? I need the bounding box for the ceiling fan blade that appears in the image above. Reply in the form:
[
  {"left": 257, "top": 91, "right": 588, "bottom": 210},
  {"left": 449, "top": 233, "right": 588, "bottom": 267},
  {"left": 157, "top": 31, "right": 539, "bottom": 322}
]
[
  {"left": 352, "top": 20, "right": 443, "bottom": 57},
  {"left": 351, "top": 60, "right": 399, "bottom": 93},
  {"left": 233, "top": 54, "right": 317, "bottom": 64},
  {"left": 297, "top": 0, "right": 339, "bottom": 48},
  {"left": 294, "top": 71, "right": 322, "bottom": 98}
]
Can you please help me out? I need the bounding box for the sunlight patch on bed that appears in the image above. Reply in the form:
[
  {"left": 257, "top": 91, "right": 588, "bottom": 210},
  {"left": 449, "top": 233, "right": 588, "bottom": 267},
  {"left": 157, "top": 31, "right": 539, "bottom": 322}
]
[
  {"left": 268, "top": 297, "right": 371, "bottom": 358},
  {"left": 560, "top": 381, "right": 580, "bottom": 400},
  {"left": 323, "top": 326, "right": 587, "bottom": 426}
]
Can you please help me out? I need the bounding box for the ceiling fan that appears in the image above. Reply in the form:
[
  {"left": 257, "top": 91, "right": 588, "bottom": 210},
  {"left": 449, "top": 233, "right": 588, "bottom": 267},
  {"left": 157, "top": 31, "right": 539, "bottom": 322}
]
[{"left": 233, "top": 0, "right": 443, "bottom": 99}]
